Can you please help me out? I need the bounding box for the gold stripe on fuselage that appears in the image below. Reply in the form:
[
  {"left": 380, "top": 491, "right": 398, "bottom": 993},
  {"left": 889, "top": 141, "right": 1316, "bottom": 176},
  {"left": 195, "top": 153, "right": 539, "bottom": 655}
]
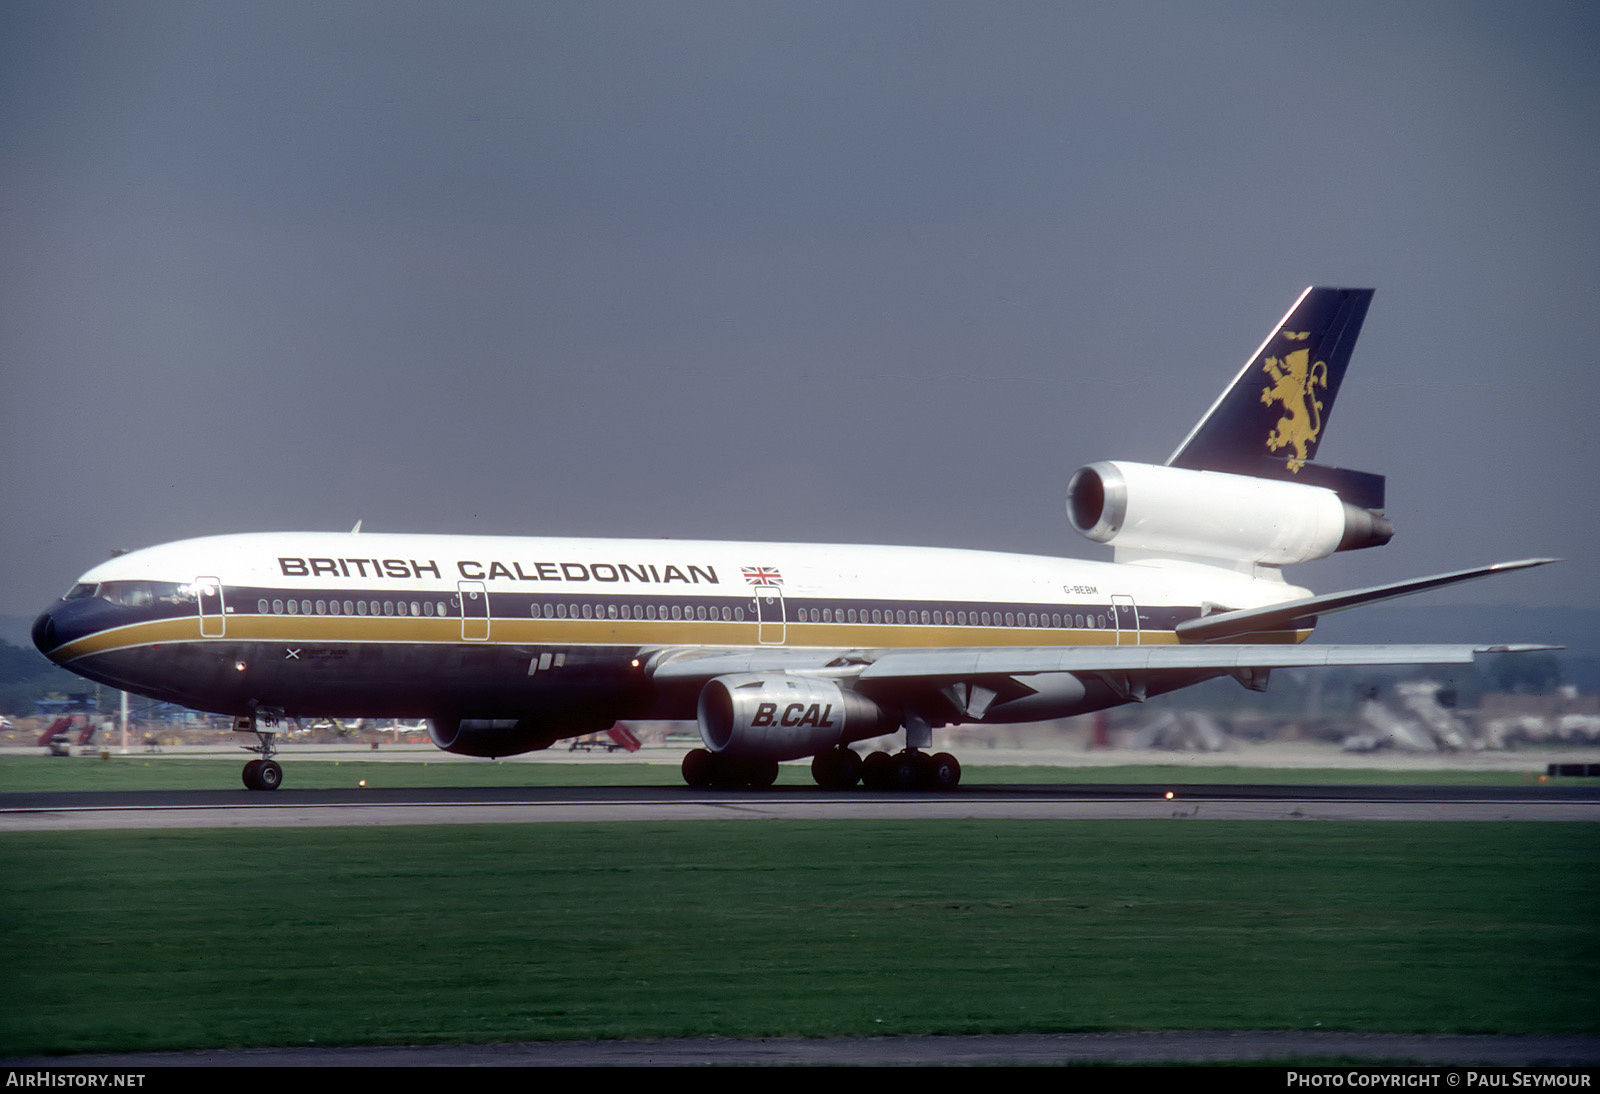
[{"left": 51, "top": 612, "right": 1309, "bottom": 663}]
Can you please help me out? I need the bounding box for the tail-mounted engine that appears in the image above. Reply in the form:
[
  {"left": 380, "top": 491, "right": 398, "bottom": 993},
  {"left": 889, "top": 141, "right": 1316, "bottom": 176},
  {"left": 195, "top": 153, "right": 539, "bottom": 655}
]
[
  {"left": 1066, "top": 460, "right": 1392, "bottom": 566},
  {"left": 697, "top": 674, "right": 895, "bottom": 761}
]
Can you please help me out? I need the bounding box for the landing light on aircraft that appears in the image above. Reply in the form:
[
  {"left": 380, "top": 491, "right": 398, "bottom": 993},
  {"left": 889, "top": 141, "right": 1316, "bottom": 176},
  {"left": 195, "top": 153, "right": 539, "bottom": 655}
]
[{"left": 1165, "top": 791, "right": 1174, "bottom": 799}]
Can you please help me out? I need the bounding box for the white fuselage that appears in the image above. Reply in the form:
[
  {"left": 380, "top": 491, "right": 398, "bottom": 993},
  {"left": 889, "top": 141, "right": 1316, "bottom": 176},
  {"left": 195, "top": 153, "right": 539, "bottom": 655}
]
[{"left": 35, "top": 531, "right": 1311, "bottom": 723}]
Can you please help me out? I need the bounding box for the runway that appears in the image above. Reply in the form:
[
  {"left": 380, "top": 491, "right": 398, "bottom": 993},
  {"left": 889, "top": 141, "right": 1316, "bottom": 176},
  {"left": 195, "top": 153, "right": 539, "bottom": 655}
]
[
  {"left": 9, "top": 1030, "right": 1600, "bottom": 1067},
  {"left": 8, "top": 779, "right": 1597, "bottom": 1067},
  {"left": 4, "top": 781, "right": 1598, "bottom": 830}
]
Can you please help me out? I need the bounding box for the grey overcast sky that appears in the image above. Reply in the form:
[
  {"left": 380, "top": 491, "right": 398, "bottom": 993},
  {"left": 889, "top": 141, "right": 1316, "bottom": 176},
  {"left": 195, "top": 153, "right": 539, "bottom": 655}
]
[{"left": 2, "top": 0, "right": 1595, "bottom": 619}]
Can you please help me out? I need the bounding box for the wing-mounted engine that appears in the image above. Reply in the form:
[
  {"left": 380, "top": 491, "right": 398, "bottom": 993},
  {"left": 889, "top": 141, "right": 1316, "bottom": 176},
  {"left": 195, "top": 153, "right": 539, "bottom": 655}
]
[
  {"left": 1066, "top": 460, "right": 1392, "bottom": 567},
  {"left": 697, "top": 674, "right": 895, "bottom": 761}
]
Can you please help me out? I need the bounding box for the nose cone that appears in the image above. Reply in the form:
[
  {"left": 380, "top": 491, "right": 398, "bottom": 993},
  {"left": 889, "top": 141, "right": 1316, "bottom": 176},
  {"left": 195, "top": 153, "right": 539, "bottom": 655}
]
[
  {"left": 32, "top": 597, "right": 119, "bottom": 662},
  {"left": 32, "top": 608, "right": 58, "bottom": 658}
]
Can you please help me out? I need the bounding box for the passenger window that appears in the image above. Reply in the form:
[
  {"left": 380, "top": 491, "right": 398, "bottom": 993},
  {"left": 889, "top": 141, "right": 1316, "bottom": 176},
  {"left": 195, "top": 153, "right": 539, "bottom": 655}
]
[{"left": 258, "top": 599, "right": 269, "bottom": 613}]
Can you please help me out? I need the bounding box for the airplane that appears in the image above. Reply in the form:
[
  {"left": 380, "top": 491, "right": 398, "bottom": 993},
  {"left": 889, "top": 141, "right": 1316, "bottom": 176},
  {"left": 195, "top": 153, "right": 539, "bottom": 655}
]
[{"left": 30, "top": 287, "right": 1555, "bottom": 791}]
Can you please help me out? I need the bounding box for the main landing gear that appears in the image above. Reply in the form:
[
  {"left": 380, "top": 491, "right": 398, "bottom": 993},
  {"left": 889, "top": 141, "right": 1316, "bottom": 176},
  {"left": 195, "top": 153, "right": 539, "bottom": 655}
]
[
  {"left": 681, "top": 749, "right": 780, "bottom": 789},
  {"left": 814, "top": 743, "right": 962, "bottom": 791},
  {"left": 234, "top": 711, "right": 285, "bottom": 791},
  {"left": 859, "top": 749, "right": 961, "bottom": 792},
  {"left": 680, "top": 746, "right": 961, "bottom": 791}
]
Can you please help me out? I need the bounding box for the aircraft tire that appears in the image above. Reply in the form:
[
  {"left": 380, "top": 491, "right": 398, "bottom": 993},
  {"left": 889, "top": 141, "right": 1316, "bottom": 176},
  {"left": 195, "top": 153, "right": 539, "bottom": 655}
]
[
  {"left": 257, "top": 760, "right": 283, "bottom": 791},
  {"left": 744, "top": 759, "right": 779, "bottom": 789},
  {"left": 930, "top": 752, "right": 961, "bottom": 791},
  {"left": 890, "top": 751, "right": 922, "bottom": 792},
  {"left": 810, "top": 750, "right": 840, "bottom": 788},
  {"left": 811, "top": 748, "right": 863, "bottom": 790},
  {"left": 862, "top": 751, "right": 892, "bottom": 791},
  {"left": 242, "top": 760, "right": 262, "bottom": 790},
  {"left": 681, "top": 748, "right": 716, "bottom": 788},
  {"left": 837, "top": 747, "right": 863, "bottom": 788}
]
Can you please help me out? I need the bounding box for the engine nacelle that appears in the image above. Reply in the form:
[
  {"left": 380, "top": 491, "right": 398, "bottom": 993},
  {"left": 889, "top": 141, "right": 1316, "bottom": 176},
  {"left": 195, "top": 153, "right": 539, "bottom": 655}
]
[
  {"left": 1066, "top": 460, "right": 1392, "bottom": 566},
  {"left": 428, "top": 717, "right": 569, "bottom": 758},
  {"left": 697, "top": 674, "right": 895, "bottom": 761}
]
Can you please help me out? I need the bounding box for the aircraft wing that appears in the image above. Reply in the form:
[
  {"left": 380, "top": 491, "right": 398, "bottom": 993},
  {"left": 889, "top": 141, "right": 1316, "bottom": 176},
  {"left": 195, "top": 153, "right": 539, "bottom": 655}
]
[
  {"left": 646, "top": 642, "right": 1556, "bottom": 688},
  {"left": 855, "top": 643, "right": 1556, "bottom": 680}
]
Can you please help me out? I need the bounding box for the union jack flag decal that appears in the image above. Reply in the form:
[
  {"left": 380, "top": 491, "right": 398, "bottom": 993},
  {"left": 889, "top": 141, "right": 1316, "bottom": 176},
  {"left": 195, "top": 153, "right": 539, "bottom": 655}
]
[{"left": 741, "top": 566, "right": 783, "bottom": 586}]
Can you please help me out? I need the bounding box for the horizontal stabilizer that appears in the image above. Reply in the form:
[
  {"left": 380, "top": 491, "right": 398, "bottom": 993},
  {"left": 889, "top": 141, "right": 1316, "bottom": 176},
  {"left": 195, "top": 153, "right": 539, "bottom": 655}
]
[{"left": 1175, "top": 558, "right": 1559, "bottom": 643}]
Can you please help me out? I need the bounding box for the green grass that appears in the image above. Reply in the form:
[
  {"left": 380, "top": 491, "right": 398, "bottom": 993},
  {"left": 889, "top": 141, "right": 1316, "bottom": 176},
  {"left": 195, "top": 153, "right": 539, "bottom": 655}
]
[
  {"left": 0, "top": 754, "right": 1567, "bottom": 793},
  {"left": 2, "top": 821, "right": 1596, "bottom": 1054}
]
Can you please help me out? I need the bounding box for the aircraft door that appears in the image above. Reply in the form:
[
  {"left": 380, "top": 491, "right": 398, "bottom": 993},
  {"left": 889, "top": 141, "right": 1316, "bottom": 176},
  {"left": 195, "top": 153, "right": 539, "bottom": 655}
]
[
  {"left": 196, "top": 577, "right": 225, "bottom": 638},
  {"left": 458, "top": 581, "right": 490, "bottom": 641},
  {"left": 1111, "top": 595, "right": 1139, "bottom": 646},
  {"left": 753, "top": 585, "right": 785, "bottom": 645}
]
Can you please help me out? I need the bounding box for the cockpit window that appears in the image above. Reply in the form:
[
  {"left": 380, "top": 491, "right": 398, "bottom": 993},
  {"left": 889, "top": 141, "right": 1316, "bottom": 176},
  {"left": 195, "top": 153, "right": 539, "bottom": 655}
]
[
  {"left": 62, "top": 583, "right": 99, "bottom": 601},
  {"left": 92, "top": 581, "right": 199, "bottom": 607}
]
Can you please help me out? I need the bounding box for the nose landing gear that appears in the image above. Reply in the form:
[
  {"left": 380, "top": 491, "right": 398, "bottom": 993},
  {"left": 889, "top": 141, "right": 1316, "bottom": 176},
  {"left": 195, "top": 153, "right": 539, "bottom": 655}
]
[{"left": 235, "top": 710, "right": 285, "bottom": 791}]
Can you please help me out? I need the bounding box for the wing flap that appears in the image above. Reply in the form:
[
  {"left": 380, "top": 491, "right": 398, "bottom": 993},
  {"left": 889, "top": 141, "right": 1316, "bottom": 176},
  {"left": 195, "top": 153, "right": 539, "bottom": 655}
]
[{"left": 646, "top": 647, "right": 864, "bottom": 684}]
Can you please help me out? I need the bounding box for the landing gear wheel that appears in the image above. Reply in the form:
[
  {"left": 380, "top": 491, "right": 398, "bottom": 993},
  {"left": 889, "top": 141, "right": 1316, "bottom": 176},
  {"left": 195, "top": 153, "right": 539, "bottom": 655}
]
[
  {"left": 890, "top": 750, "right": 924, "bottom": 792},
  {"left": 682, "top": 748, "right": 716, "bottom": 788},
  {"left": 929, "top": 752, "right": 961, "bottom": 791},
  {"left": 240, "top": 715, "right": 285, "bottom": 791},
  {"left": 811, "top": 748, "right": 863, "bottom": 789},
  {"left": 743, "top": 759, "right": 780, "bottom": 789},
  {"left": 862, "top": 751, "right": 892, "bottom": 791}
]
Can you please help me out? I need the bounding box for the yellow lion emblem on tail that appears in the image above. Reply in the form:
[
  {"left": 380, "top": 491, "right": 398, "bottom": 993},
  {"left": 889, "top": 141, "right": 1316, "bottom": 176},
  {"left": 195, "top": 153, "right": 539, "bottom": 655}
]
[{"left": 1260, "top": 341, "right": 1328, "bottom": 472}]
